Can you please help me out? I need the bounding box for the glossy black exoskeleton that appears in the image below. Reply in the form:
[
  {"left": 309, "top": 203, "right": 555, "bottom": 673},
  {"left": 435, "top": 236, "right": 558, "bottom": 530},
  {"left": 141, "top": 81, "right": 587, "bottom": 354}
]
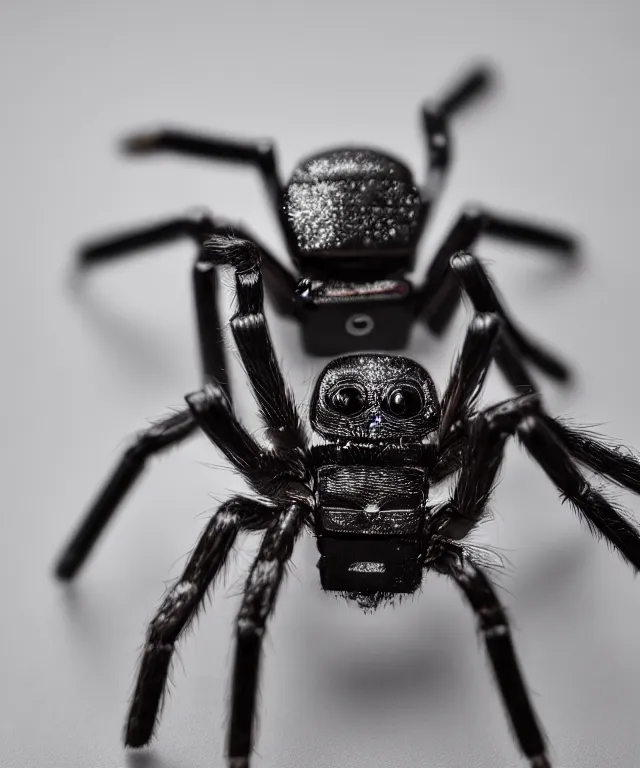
[
  {"left": 56, "top": 238, "right": 640, "bottom": 768},
  {"left": 74, "top": 64, "right": 577, "bottom": 395}
]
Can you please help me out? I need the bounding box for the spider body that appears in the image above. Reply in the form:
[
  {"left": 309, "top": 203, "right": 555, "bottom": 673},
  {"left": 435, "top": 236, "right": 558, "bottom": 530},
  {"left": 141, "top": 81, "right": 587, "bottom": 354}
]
[
  {"left": 311, "top": 354, "right": 437, "bottom": 594},
  {"left": 56, "top": 238, "right": 640, "bottom": 768},
  {"left": 76, "top": 63, "right": 578, "bottom": 379},
  {"left": 287, "top": 147, "right": 423, "bottom": 352},
  {"left": 313, "top": 455, "right": 429, "bottom": 596}
]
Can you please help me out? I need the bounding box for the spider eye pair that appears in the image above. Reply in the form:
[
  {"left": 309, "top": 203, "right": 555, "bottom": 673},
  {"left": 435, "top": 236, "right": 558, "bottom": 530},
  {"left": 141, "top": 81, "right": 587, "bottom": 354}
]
[{"left": 328, "top": 384, "right": 424, "bottom": 418}]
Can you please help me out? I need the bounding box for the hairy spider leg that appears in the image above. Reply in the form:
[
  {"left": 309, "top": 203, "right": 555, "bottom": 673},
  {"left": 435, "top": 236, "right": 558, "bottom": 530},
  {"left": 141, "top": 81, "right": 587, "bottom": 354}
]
[
  {"left": 429, "top": 309, "right": 536, "bottom": 484},
  {"left": 203, "top": 236, "right": 308, "bottom": 456},
  {"left": 227, "top": 501, "right": 308, "bottom": 767},
  {"left": 438, "top": 311, "right": 524, "bottom": 428},
  {"left": 53, "top": 379, "right": 285, "bottom": 580},
  {"left": 125, "top": 495, "right": 278, "bottom": 748},
  {"left": 424, "top": 386, "right": 640, "bottom": 765},
  {"left": 434, "top": 549, "right": 551, "bottom": 768},
  {"left": 436, "top": 394, "right": 640, "bottom": 568},
  {"left": 187, "top": 240, "right": 316, "bottom": 766},
  {"left": 77, "top": 211, "right": 296, "bottom": 316}
]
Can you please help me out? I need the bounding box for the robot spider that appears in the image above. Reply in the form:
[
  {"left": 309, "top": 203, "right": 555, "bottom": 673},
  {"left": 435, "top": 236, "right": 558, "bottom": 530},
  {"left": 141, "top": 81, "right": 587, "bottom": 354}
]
[
  {"left": 56, "top": 238, "right": 640, "bottom": 768},
  {"left": 75, "top": 63, "right": 577, "bottom": 400}
]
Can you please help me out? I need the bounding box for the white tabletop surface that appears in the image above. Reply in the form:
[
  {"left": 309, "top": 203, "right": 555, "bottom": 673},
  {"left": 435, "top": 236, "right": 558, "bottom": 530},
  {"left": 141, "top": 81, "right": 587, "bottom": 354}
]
[{"left": 2, "top": 1, "right": 640, "bottom": 767}]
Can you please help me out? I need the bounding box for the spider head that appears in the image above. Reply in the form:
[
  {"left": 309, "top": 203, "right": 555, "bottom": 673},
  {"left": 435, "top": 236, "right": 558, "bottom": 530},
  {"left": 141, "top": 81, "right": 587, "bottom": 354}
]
[{"left": 310, "top": 354, "right": 440, "bottom": 440}]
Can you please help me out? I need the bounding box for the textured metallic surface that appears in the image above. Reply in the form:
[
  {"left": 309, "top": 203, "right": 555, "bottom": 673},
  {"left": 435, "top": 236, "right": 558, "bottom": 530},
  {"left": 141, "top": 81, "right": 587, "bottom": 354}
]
[
  {"left": 348, "top": 562, "right": 386, "bottom": 573},
  {"left": 311, "top": 354, "right": 440, "bottom": 439},
  {"left": 317, "top": 465, "right": 426, "bottom": 535},
  {"left": 285, "top": 148, "right": 421, "bottom": 254},
  {"left": 320, "top": 509, "right": 423, "bottom": 535},
  {"left": 296, "top": 277, "right": 412, "bottom": 303}
]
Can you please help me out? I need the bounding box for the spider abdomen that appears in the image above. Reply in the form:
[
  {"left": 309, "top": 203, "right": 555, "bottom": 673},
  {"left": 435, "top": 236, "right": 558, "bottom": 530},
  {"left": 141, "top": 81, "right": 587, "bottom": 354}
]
[
  {"left": 285, "top": 148, "right": 421, "bottom": 276},
  {"left": 314, "top": 464, "right": 428, "bottom": 596}
]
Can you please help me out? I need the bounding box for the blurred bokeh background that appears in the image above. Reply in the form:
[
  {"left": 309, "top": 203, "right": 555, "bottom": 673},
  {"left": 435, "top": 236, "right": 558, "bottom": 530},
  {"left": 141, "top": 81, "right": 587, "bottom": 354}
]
[{"left": 2, "top": 1, "right": 640, "bottom": 766}]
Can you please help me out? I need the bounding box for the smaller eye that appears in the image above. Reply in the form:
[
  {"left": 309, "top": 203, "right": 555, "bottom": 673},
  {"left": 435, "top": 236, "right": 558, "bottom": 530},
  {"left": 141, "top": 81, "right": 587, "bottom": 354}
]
[
  {"left": 329, "top": 386, "right": 366, "bottom": 416},
  {"left": 384, "top": 385, "right": 423, "bottom": 418}
]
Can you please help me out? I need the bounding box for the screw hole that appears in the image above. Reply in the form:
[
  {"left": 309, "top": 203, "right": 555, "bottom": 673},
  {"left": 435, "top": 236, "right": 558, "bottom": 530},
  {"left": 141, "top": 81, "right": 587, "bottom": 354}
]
[{"left": 346, "top": 314, "right": 375, "bottom": 336}]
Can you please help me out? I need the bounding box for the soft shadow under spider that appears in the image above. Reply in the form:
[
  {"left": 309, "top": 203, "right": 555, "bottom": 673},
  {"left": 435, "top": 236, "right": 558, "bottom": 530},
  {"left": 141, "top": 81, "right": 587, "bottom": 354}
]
[
  {"left": 327, "top": 640, "right": 459, "bottom": 707},
  {"left": 515, "top": 534, "right": 592, "bottom": 608},
  {"left": 126, "top": 748, "right": 183, "bottom": 768}
]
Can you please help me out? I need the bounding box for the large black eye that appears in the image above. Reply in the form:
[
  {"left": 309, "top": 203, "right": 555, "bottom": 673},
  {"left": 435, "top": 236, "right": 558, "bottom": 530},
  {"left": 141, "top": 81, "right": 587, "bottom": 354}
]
[
  {"left": 383, "top": 384, "right": 423, "bottom": 418},
  {"left": 328, "top": 385, "right": 366, "bottom": 416}
]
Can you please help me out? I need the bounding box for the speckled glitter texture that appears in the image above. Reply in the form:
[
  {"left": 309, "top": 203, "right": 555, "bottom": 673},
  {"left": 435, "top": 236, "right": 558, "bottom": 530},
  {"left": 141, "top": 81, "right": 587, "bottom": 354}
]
[
  {"left": 310, "top": 354, "right": 439, "bottom": 439},
  {"left": 285, "top": 148, "right": 421, "bottom": 254}
]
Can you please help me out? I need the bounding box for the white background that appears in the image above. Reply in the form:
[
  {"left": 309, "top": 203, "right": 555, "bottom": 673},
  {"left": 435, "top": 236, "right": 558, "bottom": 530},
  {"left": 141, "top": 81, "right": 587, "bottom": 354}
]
[{"left": 2, "top": 1, "right": 640, "bottom": 767}]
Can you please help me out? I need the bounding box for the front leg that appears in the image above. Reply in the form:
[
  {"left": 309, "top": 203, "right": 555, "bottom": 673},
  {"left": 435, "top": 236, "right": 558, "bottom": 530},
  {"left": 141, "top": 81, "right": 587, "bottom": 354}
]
[
  {"left": 432, "top": 309, "right": 539, "bottom": 484},
  {"left": 439, "top": 311, "right": 535, "bottom": 431},
  {"left": 187, "top": 382, "right": 310, "bottom": 498},
  {"left": 78, "top": 212, "right": 297, "bottom": 317},
  {"left": 433, "top": 395, "right": 640, "bottom": 570},
  {"left": 203, "top": 236, "right": 308, "bottom": 456},
  {"left": 76, "top": 210, "right": 234, "bottom": 392},
  {"left": 125, "top": 496, "right": 277, "bottom": 748},
  {"left": 227, "top": 502, "right": 308, "bottom": 767},
  {"left": 427, "top": 393, "right": 640, "bottom": 764}
]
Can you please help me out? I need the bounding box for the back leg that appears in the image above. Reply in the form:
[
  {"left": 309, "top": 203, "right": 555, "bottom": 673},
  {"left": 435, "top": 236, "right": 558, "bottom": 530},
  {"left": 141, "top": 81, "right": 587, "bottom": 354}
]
[
  {"left": 123, "top": 128, "right": 289, "bottom": 242},
  {"left": 54, "top": 409, "right": 197, "bottom": 580},
  {"left": 541, "top": 416, "right": 640, "bottom": 494},
  {"left": 77, "top": 211, "right": 230, "bottom": 393},
  {"left": 54, "top": 380, "right": 285, "bottom": 580},
  {"left": 75, "top": 210, "right": 298, "bottom": 395},
  {"left": 418, "top": 64, "right": 495, "bottom": 234},
  {"left": 422, "top": 251, "right": 572, "bottom": 384},
  {"left": 416, "top": 207, "right": 578, "bottom": 337},
  {"left": 432, "top": 63, "right": 495, "bottom": 119}
]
